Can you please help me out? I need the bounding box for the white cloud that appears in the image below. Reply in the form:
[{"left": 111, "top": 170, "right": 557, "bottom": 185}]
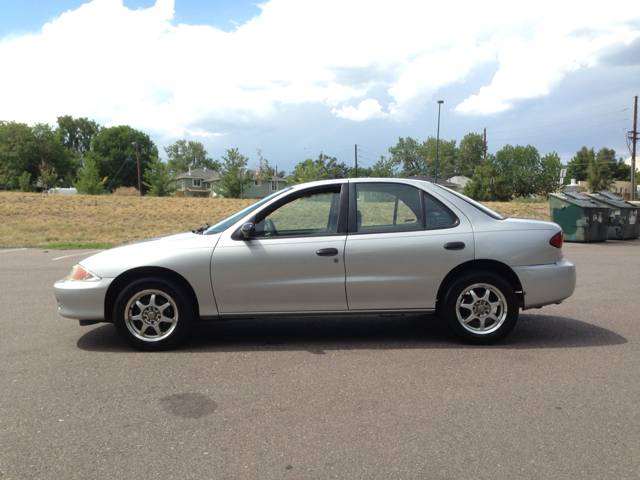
[
  {"left": 332, "top": 99, "right": 388, "bottom": 121},
  {"left": 456, "top": 5, "right": 640, "bottom": 114},
  {"left": 0, "top": 0, "right": 638, "bottom": 142}
]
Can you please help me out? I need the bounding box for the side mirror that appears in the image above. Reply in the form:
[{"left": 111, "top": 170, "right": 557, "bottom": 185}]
[{"left": 241, "top": 222, "right": 255, "bottom": 239}]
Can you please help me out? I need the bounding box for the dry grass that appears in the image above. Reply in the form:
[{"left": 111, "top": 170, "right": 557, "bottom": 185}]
[
  {"left": 0, "top": 192, "right": 550, "bottom": 248},
  {"left": 484, "top": 201, "right": 550, "bottom": 221},
  {"left": 0, "top": 192, "right": 255, "bottom": 248},
  {"left": 112, "top": 186, "right": 140, "bottom": 196}
]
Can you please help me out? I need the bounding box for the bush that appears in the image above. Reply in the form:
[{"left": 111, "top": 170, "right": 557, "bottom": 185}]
[
  {"left": 113, "top": 186, "right": 140, "bottom": 196},
  {"left": 18, "top": 171, "right": 33, "bottom": 192}
]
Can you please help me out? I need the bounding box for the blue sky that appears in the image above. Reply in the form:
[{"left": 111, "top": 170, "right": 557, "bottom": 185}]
[{"left": 1, "top": 0, "right": 639, "bottom": 174}]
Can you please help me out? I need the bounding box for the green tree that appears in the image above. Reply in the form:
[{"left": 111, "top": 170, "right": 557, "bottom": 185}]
[
  {"left": 537, "top": 152, "right": 563, "bottom": 197},
  {"left": 287, "top": 158, "right": 320, "bottom": 184},
  {"left": 39, "top": 160, "right": 59, "bottom": 190},
  {"left": 215, "top": 148, "right": 252, "bottom": 198},
  {"left": 92, "top": 125, "right": 158, "bottom": 193},
  {"left": 33, "top": 123, "right": 76, "bottom": 184},
  {"left": 164, "top": 139, "right": 219, "bottom": 174},
  {"left": 287, "top": 153, "right": 351, "bottom": 183},
  {"left": 456, "top": 133, "right": 485, "bottom": 177},
  {"left": 494, "top": 144, "right": 542, "bottom": 197},
  {"left": 564, "top": 147, "right": 594, "bottom": 184},
  {"left": 143, "top": 156, "right": 176, "bottom": 197},
  {"left": 610, "top": 157, "right": 631, "bottom": 181},
  {"left": 369, "top": 156, "right": 399, "bottom": 178},
  {"left": 18, "top": 171, "right": 33, "bottom": 192},
  {"left": 253, "top": 149, "right": 276, "bottom": 198},
  {"left": 0, "top": 122, "right": 38, "bottom": 189},
  {"left": 74, "top": 153, "right": 105, "bottom": 195},
  {"left": 56, "top": 115, "right": 100, "bottom": 154},
  {"left": 587, "top": 161, "right": 613, "bottom": 192},
  {"left": 319, "top": 154, "right": 350, "bottom": 179},
  {"left": 389, "top": 136, "right": 457, "bottom": 178},
  {"left": 596, "top": 147, "right": 630, "bottom": 182},
  {"left": 463, "top": 161, "right": 511, "bottom": 201},
  {"left": 389, "top": 136, "right": 426, "bottom": 176}
]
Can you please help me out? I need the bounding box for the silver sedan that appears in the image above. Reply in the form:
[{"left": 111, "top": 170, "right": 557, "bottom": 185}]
[{"left": 54, "top": 178, "right": 576, "bottom": 350}]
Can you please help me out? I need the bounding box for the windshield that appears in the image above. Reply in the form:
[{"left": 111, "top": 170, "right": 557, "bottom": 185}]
[
  {"left": 204, "top": 188, "right": 292, "bottom": 234},
  {"left": 435, "top": 184, "right": 505, "bottom": 220}
]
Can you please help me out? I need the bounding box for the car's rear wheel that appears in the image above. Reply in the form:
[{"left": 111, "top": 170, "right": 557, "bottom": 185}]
[
  {"left": 442, "top": 271, "right": 518, "bottom": 345},
  {"left": 113, "top": 279, "right": 194, "bottom": 351}
]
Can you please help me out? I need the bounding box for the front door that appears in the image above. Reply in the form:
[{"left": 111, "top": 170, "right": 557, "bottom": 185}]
[{"left": 211, "top": 184, "right": 349, "bottom": 314}]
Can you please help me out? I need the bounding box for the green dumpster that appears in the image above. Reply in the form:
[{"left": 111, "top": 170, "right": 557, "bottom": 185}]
[
  {"left": 587, "top": 191, "right": 640, "bottom": 240},
  {"left": 549, "top": 192, "right": 609, "bottom": 242}
]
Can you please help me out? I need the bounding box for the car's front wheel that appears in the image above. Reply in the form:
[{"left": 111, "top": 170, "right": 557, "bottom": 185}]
[
  {"left": 113, "top": 279, "right": 194, "bottom": 351},
  {"left": 442, "top": 271, "right": 518, "bottom": 345}
]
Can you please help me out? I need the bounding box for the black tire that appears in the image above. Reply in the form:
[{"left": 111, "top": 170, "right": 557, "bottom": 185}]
[
  {"left": 113, "top": 278, "right": 194, "bottom": 351},
  {"left": 441, "top": 271, "right": 519, "bottom": 345}
]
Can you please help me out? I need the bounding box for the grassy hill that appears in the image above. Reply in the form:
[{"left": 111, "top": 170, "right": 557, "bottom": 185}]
[{"left": 0, "top": 192, "right": 550, "bottom": 249}]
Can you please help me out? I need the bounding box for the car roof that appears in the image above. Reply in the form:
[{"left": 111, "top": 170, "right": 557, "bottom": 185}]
[{"left": 287, "top": 177, "right": 435, "bottom": 190}]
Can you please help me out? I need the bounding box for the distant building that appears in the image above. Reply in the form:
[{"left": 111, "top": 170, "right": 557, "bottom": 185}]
[
  {"left": 624, "top": 155, "right": 639, "bottom": 172},
  {"left": 242, "top": 169, "right": 287, "bottom": 199},
  {"left": 173, "top": 167, "right": 287, "bottom": 199},
  {"left": 48, "top": 187, "right": 78, "bottom": 194},
  {"left": 563, "top": 179, "right": 586, "bottom": 193},
  {"left": 447, "top": 175, "right": 472, "bottom": 193},
  {"left": 173, "top": 167, "right": 219, "bottom": 197},
  {"left": 573, "top": 180, "right": 633, "bottom": 199},
  {"left": 408, "top": 175, "right": 459, "bottom": 190}
]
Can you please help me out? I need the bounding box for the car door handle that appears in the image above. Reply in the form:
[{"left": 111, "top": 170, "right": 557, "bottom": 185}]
[
  {"left": 444, "top": 242, "right": 465, "bottom": 251},
  {"left": 316, "top": 248, "right": 339, "bottom": 257}
]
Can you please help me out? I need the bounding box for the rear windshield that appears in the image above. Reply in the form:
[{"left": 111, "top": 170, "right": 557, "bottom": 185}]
[{"left": 435, "top": 185, "right": 505, "bottom": 220}]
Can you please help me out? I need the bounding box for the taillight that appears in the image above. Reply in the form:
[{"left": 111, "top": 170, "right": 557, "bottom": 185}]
[{"left": 549, "top": 231, "right": 563, "bottom": 248}]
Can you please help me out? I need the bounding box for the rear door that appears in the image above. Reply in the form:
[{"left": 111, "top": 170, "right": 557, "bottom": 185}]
[{"left": 344, "top": 181, "right": 474, "bottom": 311}]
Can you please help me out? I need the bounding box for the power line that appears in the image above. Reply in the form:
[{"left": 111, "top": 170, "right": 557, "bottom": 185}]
[
  {"left": 491, "top": 119, "right": 629, "bottom": 142},
  {"left": 490, "top": 109, "right": 629, "bottom": 135}
]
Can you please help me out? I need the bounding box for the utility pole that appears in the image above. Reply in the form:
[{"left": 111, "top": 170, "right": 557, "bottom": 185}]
[
  {"left": 354, "top": 144, "right": 358, "bottom": 178},
  {"left": 133, "top": 142, "right": 141, "bottom": 195},
  {"left": 435, "top": 100, "right": 444, "bottom": 184},
  {"left": 628, "top": 96, "right": 638, "bottom": 201},
  {"left": 483, "top": 128, "right": 487, "bottom": 165}
]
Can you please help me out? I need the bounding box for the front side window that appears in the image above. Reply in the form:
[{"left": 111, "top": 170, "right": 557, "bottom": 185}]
[
  {"left": 204, "top": 188, "right": 291, "bottom": 235},
  {"left": 255, "top": 188, "right": 341, "bottom": 238},
  {"left": 271, "top": 181, "right": 277, "bottom": 191},
  {"left": 193, "top": 179, "right": 201, "bottom": 187}
]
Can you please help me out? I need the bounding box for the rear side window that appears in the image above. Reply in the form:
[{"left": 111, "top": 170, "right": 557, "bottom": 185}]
[
  {"left": 355, "top": 183, "right": 421, "bottom": 233},
  {"left": 423, "top": 193, "right": 458, "bottom": 229}
]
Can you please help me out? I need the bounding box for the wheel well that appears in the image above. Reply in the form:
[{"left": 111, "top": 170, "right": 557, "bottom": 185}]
[
  {"left": 104, "top": 267, "right": 200, "bottom": 322},
  {"left": 436, "top": 260, "right": 524, "bottom": 311}
]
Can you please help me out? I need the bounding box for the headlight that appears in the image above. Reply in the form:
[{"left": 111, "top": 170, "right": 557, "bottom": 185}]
[{"left": 67, "top": 264, "right": 101, "bottom": 282}]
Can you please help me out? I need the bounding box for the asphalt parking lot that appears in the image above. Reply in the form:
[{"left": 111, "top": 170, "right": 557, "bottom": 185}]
[{"left": 1, "top": 241, "right": 639, "bottom": 479}]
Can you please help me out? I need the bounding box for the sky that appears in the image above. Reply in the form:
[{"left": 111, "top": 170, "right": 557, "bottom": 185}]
[{"left": 1, "top": 0, "right": 639, "bottom": 174}]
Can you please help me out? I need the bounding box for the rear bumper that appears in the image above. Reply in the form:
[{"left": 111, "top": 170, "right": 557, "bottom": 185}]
[
  {"left": 54, "top": 277, "right": 113, "bottom": 321},
  {"left": 513, "top": 256, "right": 576, "bottom": 310}
]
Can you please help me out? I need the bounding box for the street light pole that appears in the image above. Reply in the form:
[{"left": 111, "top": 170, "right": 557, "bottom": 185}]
[{"left": 435, "top": 100, "right": 444, "bottom": 185}]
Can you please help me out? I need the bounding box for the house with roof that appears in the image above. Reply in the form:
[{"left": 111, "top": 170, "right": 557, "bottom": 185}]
[
  {"left": 408, "top": 175, "right": 460, "bottom": 190},
  {"left": 242, "top": 169, "right": 287, "bottom": 199},
  {"left": 447, "top": 175, "right": 472, "bottom": 193},
  {"left": 173, "top": 167, "right": 287, "bottom": 198},
  {"left": 173, "top": 167, "right": 219, "bottom": 197}
]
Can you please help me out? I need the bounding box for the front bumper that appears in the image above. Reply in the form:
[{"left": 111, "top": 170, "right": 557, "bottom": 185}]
[
  {"left": 513, "top": 256, "right": 576, "bottom": 310},
  {"left": 54, "top": 277, "right": 114, "bottom": 321}
]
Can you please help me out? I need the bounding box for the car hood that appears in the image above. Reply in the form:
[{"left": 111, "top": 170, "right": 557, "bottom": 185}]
[{"left": 80, "top": 231, "right": 220, "bottom": 278}]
